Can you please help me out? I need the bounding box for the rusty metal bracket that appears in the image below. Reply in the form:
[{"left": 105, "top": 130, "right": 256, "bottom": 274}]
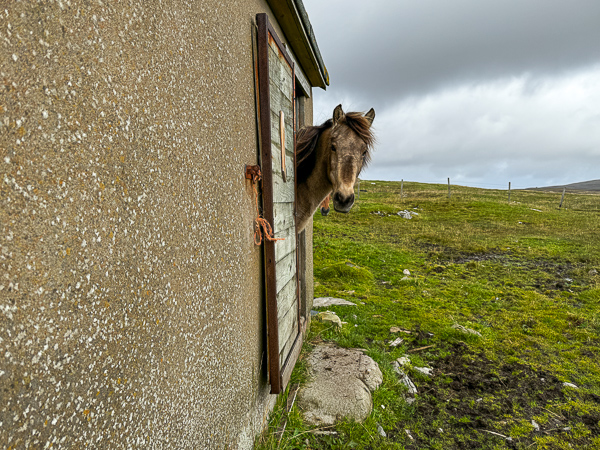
[{"left": 245, "top": 164, "right": 261, "bottom": 181}]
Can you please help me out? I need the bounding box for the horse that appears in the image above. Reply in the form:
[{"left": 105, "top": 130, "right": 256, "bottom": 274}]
[
  {"left": 320, "top": 195, "right": 330, "bottom": 216},
  {"left": 295, "top": 104, "right": 375, "bottom": 231}
]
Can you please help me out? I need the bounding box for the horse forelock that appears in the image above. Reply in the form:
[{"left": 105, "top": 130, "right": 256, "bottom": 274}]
[{"left": 341, "top": 112, "right": 375, "bottom": 150}]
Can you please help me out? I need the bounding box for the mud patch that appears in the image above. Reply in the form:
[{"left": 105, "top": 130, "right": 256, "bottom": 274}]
[{"left": 392, "top": 343, "right": 600, "bottom": 449}]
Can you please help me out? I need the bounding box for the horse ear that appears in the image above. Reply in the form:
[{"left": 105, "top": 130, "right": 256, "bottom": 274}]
[
  {"left": 333, "top": 104, "right": 345, "bottom": 124},
  {"left": 364, "top": 108, "right": 376, "bottom": 126}
]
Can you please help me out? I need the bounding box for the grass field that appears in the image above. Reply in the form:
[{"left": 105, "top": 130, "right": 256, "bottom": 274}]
[{"left": 256, "top": 181, "right": 600, "bottom": 449}]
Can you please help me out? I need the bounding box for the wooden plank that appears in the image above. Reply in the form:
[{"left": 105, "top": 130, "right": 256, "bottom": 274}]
[
  {"left": 279, "top": 304, "right": 298, "bottom": 363},
  {"left": 271, "top": 144, "right": 295, "bottom": 180},
  {"left": 273, "top": 202, "right": 295, "bottom": 232},
  {"left": 270, "top": 104, "right": 293, "bottom": 143},
  {"left": 276, "top": 250, "right": 296, "bottom": 294},
  {"left": 275, "top": 225, "right": 296, "bottom": 263},
  {"left": 277, "top": 276, "right": 298, "bottom": 323},
  {"left": 257, "top": 13, "right": 281, "bottom": 395},
  {"left": 280, "top": 333, "right": 303, "bottom": 392},
  {"left": 287, "top": 50, "right": 310, "bottom": 98},
  {"left": 272, "top": 165, "right": 295, "bottom": 203}
]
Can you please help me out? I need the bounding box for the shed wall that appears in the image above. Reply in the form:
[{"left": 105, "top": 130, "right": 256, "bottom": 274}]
[{"left": 0, "top": 1, "right": 313, "bottom": 448}]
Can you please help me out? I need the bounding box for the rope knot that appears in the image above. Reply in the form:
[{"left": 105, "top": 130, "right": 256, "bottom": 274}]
[{"left": 249, "top": 167, "right": 284, "bottom": 246}]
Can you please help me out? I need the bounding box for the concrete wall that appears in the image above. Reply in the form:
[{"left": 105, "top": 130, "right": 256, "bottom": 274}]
[{"left": 0, "top": 1, "right": 314, "bottom": 448}]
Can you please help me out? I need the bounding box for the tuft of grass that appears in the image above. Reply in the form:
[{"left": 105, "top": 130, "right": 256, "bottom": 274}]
[{"left": 256, "top": 182, "right": 600, "bottom": 449}]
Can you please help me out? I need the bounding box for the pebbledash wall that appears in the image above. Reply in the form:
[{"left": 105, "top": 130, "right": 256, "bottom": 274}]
[{"left": 0, "top": 1, "right": 326, "bottom": 448}]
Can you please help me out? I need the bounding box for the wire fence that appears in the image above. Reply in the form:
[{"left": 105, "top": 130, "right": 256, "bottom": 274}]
[{"left": 355, "top": 179, "right": 600, "bottom": 212}]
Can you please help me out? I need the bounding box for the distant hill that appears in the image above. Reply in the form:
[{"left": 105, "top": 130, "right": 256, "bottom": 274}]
[{"left": 528, "top": 179, "right": 600, "bottom": 192}]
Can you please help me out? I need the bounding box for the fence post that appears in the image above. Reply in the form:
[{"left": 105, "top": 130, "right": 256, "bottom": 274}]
[
  {"left": 508, "top": 182, "right": 511, "bottom": 202},
  {"left": 448, "top": 178, "right": 451, "bottom": 198},
  {"left": 401, "top": 179, "right": 404, "bottom": 198},
  {"left": 357, "top": 179, "right": 360, "bottom": 199},
  {"left": 559, "top": 187, "right": 566, "bottom": 209}
]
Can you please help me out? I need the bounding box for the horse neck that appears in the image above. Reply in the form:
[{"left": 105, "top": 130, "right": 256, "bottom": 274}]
[{"left": 297, "top": 129, "right": 333, "bottom": 222}]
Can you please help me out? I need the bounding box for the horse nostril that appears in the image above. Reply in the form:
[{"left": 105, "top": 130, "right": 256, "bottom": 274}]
[{"left": 334, "top": 192, "right": 354, "bottom": 208}]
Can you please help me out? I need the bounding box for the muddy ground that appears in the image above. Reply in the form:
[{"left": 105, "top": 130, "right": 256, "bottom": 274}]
[{"left": 388, "top": 342, "right": 600, "bottom": 449}]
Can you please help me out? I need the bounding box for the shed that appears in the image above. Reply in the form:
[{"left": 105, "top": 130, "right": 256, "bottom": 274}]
[{"left": 0, "top": 1, "right": 328, "bottom": 448}]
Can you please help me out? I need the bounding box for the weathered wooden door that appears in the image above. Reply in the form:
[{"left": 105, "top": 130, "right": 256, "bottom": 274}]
[{"left": 256, "top": 13, "right": 303, "bottom": 394}]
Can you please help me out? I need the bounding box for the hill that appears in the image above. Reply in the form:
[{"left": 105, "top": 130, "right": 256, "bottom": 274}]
[{"left": 528, "top": 179, "right": 600, "bottom": 191}]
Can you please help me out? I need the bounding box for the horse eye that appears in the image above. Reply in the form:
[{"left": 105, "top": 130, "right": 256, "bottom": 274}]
[{"left": 331, "top": 145, "right": 337, "bottom": 152}]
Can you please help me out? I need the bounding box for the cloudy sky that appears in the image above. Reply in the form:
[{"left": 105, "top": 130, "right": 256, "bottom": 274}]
[{"left": 303, "top": 0, "right": 600, "bottom": 188}]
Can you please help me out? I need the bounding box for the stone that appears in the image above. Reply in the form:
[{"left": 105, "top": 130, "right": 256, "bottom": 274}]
[
  {"left": 391, "top": 328, "right": 412, "bottom": 334},
  {"left": 397, "top": 356, "right": 411, "bottom": 366},
  {"left": 401, "top": 374, "right": 418, "bottom": 395},
  {"left": 391, "top": 361, "right": 417, "bottom": 395},
  {"left": 298, "top": 344, "right": 383, "bottom": 426},
  {"left": 389, "top": 337, "right": 404, "bottom": 347},
  {"left": 397, "top": 210, "right": 413, "bottom": 219},
  {"left": 403, "top": 269, "right": 411, "bottom": 276},
  {"left": 451, "top": 324, "right": 482, "bottom": 336},
  {"left": 589, "top": 269, "right": 598, "bottom": 276},
  {"left": 316, "top": 311, "right": 342, "bottom": 328},
  {"left": 414, "top": 367, "right": 433, "bottom": 377},
  {"left": 313, "top": 297, "right": 356, "bottom": 308},
  {"left": 532, "top": 420, "right": 540, "bottom": 431},
  {"left": 563, "top": 382, "right": 579, "bottom": 389}
]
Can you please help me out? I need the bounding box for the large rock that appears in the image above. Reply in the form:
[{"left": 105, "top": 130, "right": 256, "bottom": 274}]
[
  {"left": 297, "top": 344, "right": 382, "bottom": 426},
  {"left": 313, "top": 297, "right": 356, "bottom": 308}
]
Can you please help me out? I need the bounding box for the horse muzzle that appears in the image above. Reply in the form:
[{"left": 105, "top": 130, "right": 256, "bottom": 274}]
[{"left": 332, "top": 192, "right": 355, "bottom": 213}]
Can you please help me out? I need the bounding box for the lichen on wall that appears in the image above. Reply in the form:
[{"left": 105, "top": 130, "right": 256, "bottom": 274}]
[{"left": 0, "top": 0, "right": 284, "bottom": 447}]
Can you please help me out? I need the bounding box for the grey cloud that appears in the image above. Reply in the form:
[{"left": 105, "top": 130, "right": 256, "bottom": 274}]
[
  {"left": 302, "top": 1, "right": 600, "bottom": 188},
  {"left": 306, "top": 0, "right": 600, "bottom": 106}
]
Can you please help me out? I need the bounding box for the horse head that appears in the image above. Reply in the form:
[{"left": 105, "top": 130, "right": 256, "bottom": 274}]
[{"left": 328, "top": 104, "right": 375, "bottom": 213}]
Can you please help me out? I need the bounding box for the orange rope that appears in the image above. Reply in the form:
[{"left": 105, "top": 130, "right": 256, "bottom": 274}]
[{"left": 250, "top": 168, "right": 284, "bottom": 246}]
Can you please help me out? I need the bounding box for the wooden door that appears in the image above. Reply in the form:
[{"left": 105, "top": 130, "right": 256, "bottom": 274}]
[{"left": 256, "top": 13, "right": 303, "bottom": 394}]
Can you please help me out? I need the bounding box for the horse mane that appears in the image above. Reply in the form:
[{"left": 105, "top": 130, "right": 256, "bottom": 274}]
[{"left": 296, "top": 112, "right": 375, "bottom": 184}]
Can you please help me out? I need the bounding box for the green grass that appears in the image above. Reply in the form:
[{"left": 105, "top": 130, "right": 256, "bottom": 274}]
[{"left": 255, "top": 182, "right": 600, "bottom": 449}]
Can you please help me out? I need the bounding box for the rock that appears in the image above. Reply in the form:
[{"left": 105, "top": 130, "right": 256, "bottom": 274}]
[
  {"left": 531, "top": 420, "right": 540, "bottom": 431},
  {"left": 391, "top": 362, "right": 418, "bottom": 395},
  {"left": 401, "top": 374, "right": 418, "bottom": 395},
  {"left": 451, "top": 324, "right": 482, "bottom": 336},
  {"left": 313, "top": 297, "right": 356, "bottom": 308},
  {"left": 403, "top": 269, "right": 411, "bottom": 276},
  {"left": 316, "top": 311, "right": 342, "bottom": 328},
  {"left": 389, "top": 337, "right": 404, "bottom": 347},
  {"left": 414, "top": 367, "right": 433, "bottom": 377},
  {"left": 312, "top": 431, "right": 338, "bottom": 436},
  {"left": 563, "top": 382, "right": 579, "bottom": 389},
  {"left": 589, "top": 269, "right": 598, "bottom": 276},
  {"left": 401, "top": 276, "right": 410, "bottom": 281},
  {"left": 390, "top": 328, "right": 412, "bottom": 334},
  {"left": 397, "top": 356, "right": 410, "bottom": 366},
  {"left": 298, "top": 344, "right": 383, "bottom": 426},
  {"left": 397, "top": 210, "right": 413, "bottom": 219},
  {"left": 405, "top": 429, "right": 414, "bottom": 441},
  {"left": 377, "top": 423, "right": 386, "bottom": 437}
]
